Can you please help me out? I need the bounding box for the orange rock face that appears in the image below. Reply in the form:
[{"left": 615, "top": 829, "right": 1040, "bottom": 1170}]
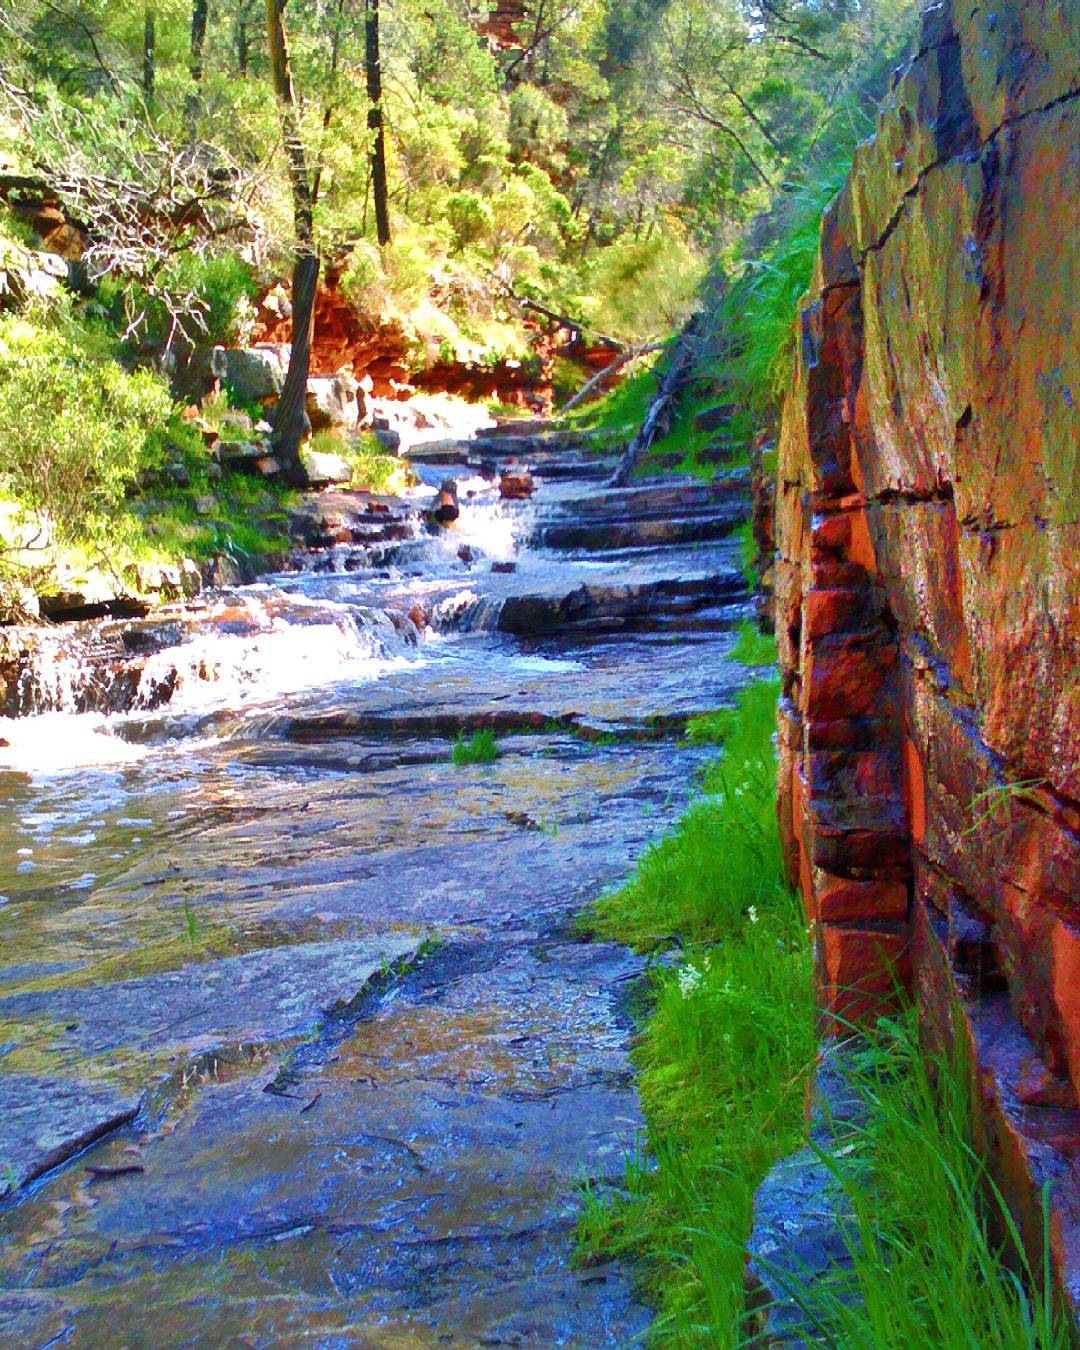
[
  {"left": 774, "top": 0, "right": 1079, "bottom": 1317},
  {"left": 251, "top": 273, "right": 607, "bottom": 413}
]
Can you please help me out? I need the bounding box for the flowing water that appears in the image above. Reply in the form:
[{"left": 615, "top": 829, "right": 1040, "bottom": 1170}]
[{"left": 0, "top": 430, "right": 754, "bottom": 1347}]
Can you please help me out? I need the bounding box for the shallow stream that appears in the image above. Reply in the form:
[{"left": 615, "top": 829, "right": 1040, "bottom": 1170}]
[{"left": 0, "top": 430, "right": 753, "bottom": 1346}]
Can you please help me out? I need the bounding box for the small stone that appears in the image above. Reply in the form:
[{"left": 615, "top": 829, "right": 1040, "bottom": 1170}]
[
  {"left": 433, "top": 479, "right": 459, "bottom": 525},
  {"left": 499, "top": 467, "right": 535, "bottom": 500}
]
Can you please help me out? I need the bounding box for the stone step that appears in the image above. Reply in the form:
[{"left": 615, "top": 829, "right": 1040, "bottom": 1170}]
[
  {"left": 533, "top": 504, "right": 745, "bottom": 552},
  {"left": 496, "top": 573, "right": 745, "bottom": 637}
]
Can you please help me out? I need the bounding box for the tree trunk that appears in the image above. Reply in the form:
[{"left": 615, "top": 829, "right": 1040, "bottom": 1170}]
[
  {"left": 190, "top": 0, "right": 209, "bottom": 84},
  {"left": 236, "top": 7, "right": 249, "bottom": 75},
  {"left": 265, "top": 0, "right": 317, "bottom": 485},
  {"left": 365, "top": 0, "right": 391, "bottom": 246},
  {"left": 609, "top": 318, "right": 701, "bottom": 487},
  {"left": 143, "top": 7, "right": 155, "bottom": 101}
]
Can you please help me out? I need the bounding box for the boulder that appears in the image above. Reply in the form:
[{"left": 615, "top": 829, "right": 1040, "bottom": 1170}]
[
  {"left": 301, "top": 448, "right": 353, "bottom": 488},
  {"left": 217, "top": 441, "right": 267, "bottom": 472},
  {"left": 306, "top": 374, "right": 361, "bottom": 431},
  {"left": 214, "top": 345, "right": 289, "bottom": 403},
  {"left": 433, "top": 479, "right": 459, "bottom": 525},
  {"left": 499, "top": 466, "right": 535, "bottom": 500},
  {"left": 374, "top": 425, "right": 401, "bottom": 454}
]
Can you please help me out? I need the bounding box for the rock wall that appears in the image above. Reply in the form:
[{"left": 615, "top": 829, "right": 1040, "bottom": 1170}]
[{"left": 774, "top": 0, "right": 1079, "bottom": 1316}]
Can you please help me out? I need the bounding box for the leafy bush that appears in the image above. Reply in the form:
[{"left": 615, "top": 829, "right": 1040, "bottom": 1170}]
[
  {"left": 310, "top": 429, "right": 411, "bottom": 495},
  {"left": 0, "top": 312, "right": 172, "bottom": 563}
]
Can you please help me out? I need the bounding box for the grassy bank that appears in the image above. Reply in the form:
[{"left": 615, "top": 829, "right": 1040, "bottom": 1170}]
[
  {"left": 578, "top": 674, "right": 816, "bottom": 1339},
  {"left": 791, "top": 1013, "right": 1069, "bottom": 1348},
  {"left": 579, "top": 669, "right": 1068, "bottom": 1345}
]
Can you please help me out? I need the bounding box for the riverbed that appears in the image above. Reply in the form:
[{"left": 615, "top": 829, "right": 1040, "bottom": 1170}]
[{"left": 0, "top": 429, "right": 754, "bottom": 1346}]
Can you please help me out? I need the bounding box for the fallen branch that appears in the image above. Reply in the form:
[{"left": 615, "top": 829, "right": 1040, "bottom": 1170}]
[
  {"left": 608, "top": 314, "right": 704, "bottom": 487},
  {"left": 489, "top": 274, "right": 625, "bottom": 352},
  {"left": 557, "top": 341, "right": 664, "bottom": 417}
]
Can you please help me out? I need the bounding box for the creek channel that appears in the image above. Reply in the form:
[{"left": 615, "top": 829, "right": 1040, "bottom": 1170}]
[{"left": 0, "top": 426, "right": 756, "bottom": 1346}]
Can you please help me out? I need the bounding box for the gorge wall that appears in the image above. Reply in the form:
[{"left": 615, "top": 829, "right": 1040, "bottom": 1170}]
[{"left": 774, "top": 0, "right": 1079, "bottom": 1317}]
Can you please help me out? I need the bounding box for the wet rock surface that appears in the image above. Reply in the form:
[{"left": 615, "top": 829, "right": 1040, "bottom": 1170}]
[{"left": 0, "top": 428, "right": 752, "bottom": 1345}]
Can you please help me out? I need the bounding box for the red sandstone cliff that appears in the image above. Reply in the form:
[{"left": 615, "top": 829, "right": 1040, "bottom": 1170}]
[{"left": 774, "top": 0, "right": 1079, "bottom": 1316}]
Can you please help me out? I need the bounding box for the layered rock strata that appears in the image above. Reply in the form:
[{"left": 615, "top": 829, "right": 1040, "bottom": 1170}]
[{"left": 774, "top": 0, "right": 1079, "bottom": 1316}]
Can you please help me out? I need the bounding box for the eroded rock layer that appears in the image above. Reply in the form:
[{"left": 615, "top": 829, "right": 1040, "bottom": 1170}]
[{"left": 774, "top": 0, "right": 1079, "bottom": 1315}]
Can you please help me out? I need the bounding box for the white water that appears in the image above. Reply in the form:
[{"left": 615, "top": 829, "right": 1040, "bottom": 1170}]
[{"left": 0, "top": 595, "right": 425, "bottom": 777}]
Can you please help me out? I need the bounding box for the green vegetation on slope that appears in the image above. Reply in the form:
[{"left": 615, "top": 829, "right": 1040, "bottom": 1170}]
[
  {"left": 578, "top": 675, "right": 816, "bottom": 1337},
  {"left": 578, "top": 666, "right": 1068, "bottom": 1344}
]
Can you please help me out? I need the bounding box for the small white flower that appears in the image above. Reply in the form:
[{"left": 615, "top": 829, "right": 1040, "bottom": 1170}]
[
  {"left": 678, "top": 964, "right": 704, "bottom": 998},
  {"left": 747, "top": 905, "right": 759, "bottom": 925}
]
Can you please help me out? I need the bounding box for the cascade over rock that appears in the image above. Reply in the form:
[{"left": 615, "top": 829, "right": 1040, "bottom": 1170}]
[{"left": 773, "top": 0, "right": 1079, "bottom": 1315}]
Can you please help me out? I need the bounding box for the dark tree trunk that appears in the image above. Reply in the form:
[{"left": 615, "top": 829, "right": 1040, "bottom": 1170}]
[
  {"left": 265, "top": 0, "right": 317, "bottom": 485},
  {"left": 365, "top": 0, "right": 391, "bottom": 246},
  {"left": 274, "top": 251, "right": 318, "bottom": 483},
  {"left": 236, "top": 8, "right": 249, "bottom": 75},
  {"left": 190, "top": 0, "right": 209, "bottom": 84},
  {"left": 143, "top": 7, "right": 155, "bottom": 101}
]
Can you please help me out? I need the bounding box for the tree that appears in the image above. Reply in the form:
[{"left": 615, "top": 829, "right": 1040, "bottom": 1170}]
[
  {"left": 143, "top": 6, "right": 155, "bottom": 101},
  {"left": 265, "top": 0, "right": 316, "bottom": 485},
  {"left": 190, "top": 0, "right": 209, "bottom": 86},
  {"left": 365, "top": 0, "right": 391, "bottom": 246}
]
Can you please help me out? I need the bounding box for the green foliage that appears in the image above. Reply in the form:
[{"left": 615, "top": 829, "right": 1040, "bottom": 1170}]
[
  {"left": 580, "top": 674, "right": 814, "bottom": 1337},
  {"left": 582, "top": 660, "right": 1063, "bottom": 1344},
  {"left": 323, "top": 430, "right": 410, "bottom": 496},
  {"left": 736, "top": 519, "right": 758, "bottom": 587},
  {"left": 590, "top": 677, "right": 785, "bottom": 951},
  {"left": 795, "top": 1012, "right": 1069, "bottom": 1347},
  {"left": 0, "top": 310, "right": 171, "bottom": 562},
  {"left": 577, "top": 233, "right": 706, "bottom": 344},
  {"left": 566, "top": 353, "right": 664, "bottom": 435},
  {"left": 714, "top": 125, "right": 872, "bottom": 414},
  {"left": 728, "top": 620, "right": 777, "bottom": 667},
  {"left": 124, "top": 252, "right": 259, "bottom": 352},
  {"left": 451, "top": 729, "right": 499, "bottom": 765}
]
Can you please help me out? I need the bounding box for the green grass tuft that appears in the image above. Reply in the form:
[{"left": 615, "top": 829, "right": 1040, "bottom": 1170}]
[
  {"left": 451, "top": 728, "right": 499, "bottom": 765},
  {"left": 728, "top": 620, "right": 777, "bottom": 667},
  {"left": 794, "top": 1012, "right": 1069, "bottom": 1348},
  {"left": 578, "top": 662, "right": 1067, "bottom": 1345}
]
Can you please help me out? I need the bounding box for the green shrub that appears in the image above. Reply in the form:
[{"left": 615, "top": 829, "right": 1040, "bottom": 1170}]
[
  {"left": 451, "top": 729, "right": 499, "bottom": 765},
  {"left": 0, "top": 313, "right": 172, "bottom": 561},
  {"left": 96, "top": 251, "right": 259, "bottom": 353},
  {"left": 313, "top": 429, "right": 410, "bottom": 495}
]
